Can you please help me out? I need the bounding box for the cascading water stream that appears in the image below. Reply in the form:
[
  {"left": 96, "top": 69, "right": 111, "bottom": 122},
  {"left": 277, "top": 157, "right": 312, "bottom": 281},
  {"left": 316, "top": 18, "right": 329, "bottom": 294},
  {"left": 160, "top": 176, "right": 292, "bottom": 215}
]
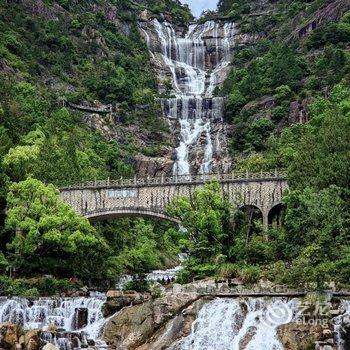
[
  {"left": 116, "top": 253, "right": 187, "bottom": 290},
  {"left": 334, "top": 299, "right": 350, "bottom": 350},
  {"left": 141, "top": 18, "right": 236, "bottom": 175},
  {"left": 0, "top": 296, "right": 107, "bottom": 350},
  {"left": 168, "top": 298, "right": 300, "bottom": 350}
]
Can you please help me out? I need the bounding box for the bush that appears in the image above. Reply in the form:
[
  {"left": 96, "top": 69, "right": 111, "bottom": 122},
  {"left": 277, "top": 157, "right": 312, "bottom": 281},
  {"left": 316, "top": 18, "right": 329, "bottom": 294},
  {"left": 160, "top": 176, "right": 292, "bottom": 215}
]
[
  {"left": 175, "top": 267, "right": 193, "bottom": 285},
  {"left": 149, "top": 284, "right": 163, "bottom": 299},
  {"left": 238, "top": 265, "right": 262, "bottom": 284},
  {"left": 122, "top": 275, "right": 150, "bottom": 293},
  {"left": 0, "top": 275, "right": 11, "bottom": 295},
  {"left": 0, "top": 276, "right": 79, "bottom": 297},
  {"left": 22, "top": 288, "right": 40, "bottom": 298},
  {"left": 216, "top": 263, "right": 239, "bottom": 279}
]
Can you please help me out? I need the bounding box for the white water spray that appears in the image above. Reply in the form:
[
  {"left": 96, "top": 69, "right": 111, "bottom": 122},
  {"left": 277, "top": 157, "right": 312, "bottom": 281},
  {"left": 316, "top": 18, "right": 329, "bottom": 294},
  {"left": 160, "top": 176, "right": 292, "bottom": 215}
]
[
  {"left": 334, "top": 300, "right": 350, "bottom": 350},
  {"left": 168, "top": 298, "right": 300, "bottom": 350},
  {"left": 0, "top": 296, "right": 107, "bottom": 349},
  {"left": 141, "top": 19, "right": 236, "bottom": 175}
]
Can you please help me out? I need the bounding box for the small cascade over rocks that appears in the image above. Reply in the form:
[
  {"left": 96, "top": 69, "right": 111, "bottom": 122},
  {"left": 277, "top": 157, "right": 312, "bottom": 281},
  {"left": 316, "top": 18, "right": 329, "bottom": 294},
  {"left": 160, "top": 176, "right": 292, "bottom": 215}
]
[
  {"left": 0, "top": 295, "right": 107, "bottom": 350},
  {"left": 333, "top": 300, "right": 350, "bottom": 350},
  {"left": 139, "top": 18, "right": 236, "bottom": 175},
  {"left": 168, "top": 297, "right": 300, "bottom": 350},
  {"left": 116, "top": 254, "right": 186, "bottom": 290}
]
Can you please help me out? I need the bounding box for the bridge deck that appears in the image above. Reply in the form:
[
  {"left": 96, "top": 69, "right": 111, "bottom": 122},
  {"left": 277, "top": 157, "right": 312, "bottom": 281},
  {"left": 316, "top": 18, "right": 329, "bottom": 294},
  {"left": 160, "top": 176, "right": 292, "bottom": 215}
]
[{"left": 60, "top": 171, "right": 287, "bottom": 190}]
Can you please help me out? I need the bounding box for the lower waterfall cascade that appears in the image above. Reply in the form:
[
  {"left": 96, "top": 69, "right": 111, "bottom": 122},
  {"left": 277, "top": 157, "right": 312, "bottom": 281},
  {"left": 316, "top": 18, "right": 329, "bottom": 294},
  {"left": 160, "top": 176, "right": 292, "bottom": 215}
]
[
  {"left": 1, "top": 294, "right": 350, "bottom": 350},
  {"left": 167, "top": 297, "right": 350, "bottom": 350},
  {"left": 167, "top": 298, "right": 300, "bottom": 350},
  {"left": 334, "top": 300, "right": 350, "bottom": 350},
  {"left": 139, "top": 18, "right": 236, "bottom": 175},
  {"left": 0, "top": 295, "right": 107, "bottom": 350}
]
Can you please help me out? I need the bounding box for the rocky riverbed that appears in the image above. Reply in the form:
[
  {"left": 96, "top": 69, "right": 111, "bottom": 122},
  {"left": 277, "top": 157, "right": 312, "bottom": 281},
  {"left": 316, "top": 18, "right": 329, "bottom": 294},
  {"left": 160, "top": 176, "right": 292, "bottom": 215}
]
[
  {"left": 100, "top": 280, "right": 350, "bottom": 350},
  {"left": 1, "top": 280, "right": 350, "bottom": 350}
]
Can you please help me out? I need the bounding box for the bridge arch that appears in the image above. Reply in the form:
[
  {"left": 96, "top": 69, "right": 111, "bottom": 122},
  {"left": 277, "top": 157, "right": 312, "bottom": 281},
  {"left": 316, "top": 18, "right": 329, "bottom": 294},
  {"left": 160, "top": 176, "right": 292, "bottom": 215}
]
[
  {"left": 268, "top": 203, "right": 285, "bottom": 228},
  {"left": 84, "top": 207, "right": 180, "bottom": 224},
  {"left": 239, "top": 204, "right": 264, "bottom": 234}
]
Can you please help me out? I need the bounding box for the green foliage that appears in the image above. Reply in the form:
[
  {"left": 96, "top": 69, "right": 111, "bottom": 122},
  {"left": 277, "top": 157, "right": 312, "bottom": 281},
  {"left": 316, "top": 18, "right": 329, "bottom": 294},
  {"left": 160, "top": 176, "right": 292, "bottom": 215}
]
[
  {"left": 122, "top": 276, "right": 150, "bottom": 293},
  {"left": 172, "top": 86, "right": 350, "bottom": 288},
  {"left": 94, "top": 218, "right": 180, "bottom": 278},
  {"left": 168, "top": 181, "right": 235, "bottom": 264},
  {"left": 219, "top": 1, "right": 350, "bottom": 160},
  {"left": 217, "top": 263, "right": 261, "bottom": 284},
  {"left": 225, "top": 90, "right": 246, "bottom": 122},
  {"left": 5, "top": 178, "right": 110, "bottom": 279},
  {"left": 306, "top": 13, "right": 350, "bottom": 49},
  {"left": 0, "top": 276, "right": 80, "bottom": 296},
  {"left": 288, "top": 86, "right": 350, "bottom": 190},
  {"left": 245, "top": 119, "right": 275, "bottom": 152}
]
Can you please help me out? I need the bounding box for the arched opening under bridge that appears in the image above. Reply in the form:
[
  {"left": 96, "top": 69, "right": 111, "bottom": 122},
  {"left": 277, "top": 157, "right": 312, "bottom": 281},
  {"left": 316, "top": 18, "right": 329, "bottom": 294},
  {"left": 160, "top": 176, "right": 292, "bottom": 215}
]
[
  {"left": 268, "top": 203, "right": 285, "bottom": 228},
  {"left": 239, "top": 205, "right": 264, "bottom": 239}
]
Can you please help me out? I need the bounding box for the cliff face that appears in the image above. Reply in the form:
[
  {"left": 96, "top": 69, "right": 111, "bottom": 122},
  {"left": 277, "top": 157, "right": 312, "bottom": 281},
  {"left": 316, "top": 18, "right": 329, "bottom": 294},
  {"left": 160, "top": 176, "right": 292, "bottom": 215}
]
[
  {"left": 216, "top": 0, "right": 350, "bottom": 166},
  {"left": 101, "top": 282, "right": 350, "bottom": 350},
  {"left": 136, "top": 7, "right": 268, "bottom": 175},
  {"left": 1, "top": 0, "right": 349, "bottom": 180},
  {"left": 0, "top": 0, "right": 193, "bottom": 181}
]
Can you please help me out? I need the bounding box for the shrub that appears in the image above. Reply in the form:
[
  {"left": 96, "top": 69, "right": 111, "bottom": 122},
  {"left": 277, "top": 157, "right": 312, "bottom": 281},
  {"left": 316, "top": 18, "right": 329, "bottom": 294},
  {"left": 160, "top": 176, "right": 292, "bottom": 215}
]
[
  {"left": 0, "top": 275, "right": 11, "bottom": 295},
  {"left": 238, "top": 265, "right": 261, "bottom": 284},
  {"left": 216, "top": 263, "right": 239, "bottom": 279},
  {"left": 122, "top": 275, "right": 150, "bottom": 293},
  {"left": 22, "top": 288, "right": 40, "bottom": 298}
]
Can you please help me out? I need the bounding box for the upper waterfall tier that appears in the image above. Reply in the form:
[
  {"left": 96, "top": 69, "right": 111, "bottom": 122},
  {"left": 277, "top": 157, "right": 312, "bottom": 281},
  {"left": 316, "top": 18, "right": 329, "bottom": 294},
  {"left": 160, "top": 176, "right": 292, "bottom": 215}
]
[
  {"left": 142, "top": 19, "right": 236, "bottom": 97},
  {"left": 139, "top": 18, "right": 236, "bottom": 175}
]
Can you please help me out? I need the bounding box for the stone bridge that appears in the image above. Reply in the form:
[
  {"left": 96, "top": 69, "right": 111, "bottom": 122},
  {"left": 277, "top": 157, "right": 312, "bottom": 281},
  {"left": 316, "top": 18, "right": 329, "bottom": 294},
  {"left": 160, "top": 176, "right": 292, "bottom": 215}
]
[{"left": 60, "top": 171, "right": 288, "bottom": 227}]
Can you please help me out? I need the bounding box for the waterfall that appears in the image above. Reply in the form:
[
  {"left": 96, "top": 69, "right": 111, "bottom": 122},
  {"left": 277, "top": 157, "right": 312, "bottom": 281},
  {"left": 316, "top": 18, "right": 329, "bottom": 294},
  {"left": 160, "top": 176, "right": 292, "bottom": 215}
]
[
  {"left": 141, "top": 18, "right": 236, "bottom": 175},
  {"left": 0, "top": 296, "right": 107, "bottom": 350},
  {"left": 116, "top": 253, "right": 187, "bottom": 290},
  {"left": 168, "top": 298, "right": 300, "bottom": 350},
  {"left": 334, "top": 300, "right": 350, "bottom": 350}
]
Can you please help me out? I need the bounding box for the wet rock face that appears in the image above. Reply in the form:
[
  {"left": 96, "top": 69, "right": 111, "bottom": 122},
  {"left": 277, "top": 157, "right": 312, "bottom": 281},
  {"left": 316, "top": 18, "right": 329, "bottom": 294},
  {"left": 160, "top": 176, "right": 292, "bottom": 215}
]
[
  {"left": 139, "top": 19, "right": 238, "bottom": 175},
  {"left": 102, "top": 291, "right": 152, "bottom": 317},
  {"left": 287, "top": 98, "right": 314, "bottom": 126},
  {"left": 0, "top": 323, "right": 20, "bottom": 349},
  {"left": 102, "top": 293, "right": 200, "bottom": 350},
  {"left": 0, "top": 324, "right": 42, "bottom": 350},
  {"left": 73, "top": 308, "right": 88, "bottom": 330},
  {"left": 103, "top": 301, "right": 154, "bottom": 350},
  {"left": 278, "top": 322, "right": 323, "bottom": 350},
  {"left": 293, "top": 0, "right": 350, "bottom": 39},
  {"left": 134, "top": 153, "right": 174, "bottom": 177},
  {"left": 136, "top": 298, "right": 208, "bottom": 350}
]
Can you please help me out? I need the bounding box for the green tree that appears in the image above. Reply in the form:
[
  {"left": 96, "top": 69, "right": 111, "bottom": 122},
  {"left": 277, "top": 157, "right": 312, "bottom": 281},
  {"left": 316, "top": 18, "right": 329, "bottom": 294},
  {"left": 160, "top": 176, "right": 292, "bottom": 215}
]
[
  {"left": 5, "top": 178, "right": 109, "bottom": 279},
  {"left": 168, "top": 181, "right": 234, "bottom": 264},
  {"left": 288, "top": 85, "right": 350, "bottom": 190}
]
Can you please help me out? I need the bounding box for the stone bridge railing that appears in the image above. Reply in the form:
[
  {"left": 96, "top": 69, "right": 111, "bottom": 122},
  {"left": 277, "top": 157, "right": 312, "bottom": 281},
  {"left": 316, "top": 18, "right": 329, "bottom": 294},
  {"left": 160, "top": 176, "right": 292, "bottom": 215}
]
[{"left": 60, "top": 170, "right": 287, "bottom": 190}]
